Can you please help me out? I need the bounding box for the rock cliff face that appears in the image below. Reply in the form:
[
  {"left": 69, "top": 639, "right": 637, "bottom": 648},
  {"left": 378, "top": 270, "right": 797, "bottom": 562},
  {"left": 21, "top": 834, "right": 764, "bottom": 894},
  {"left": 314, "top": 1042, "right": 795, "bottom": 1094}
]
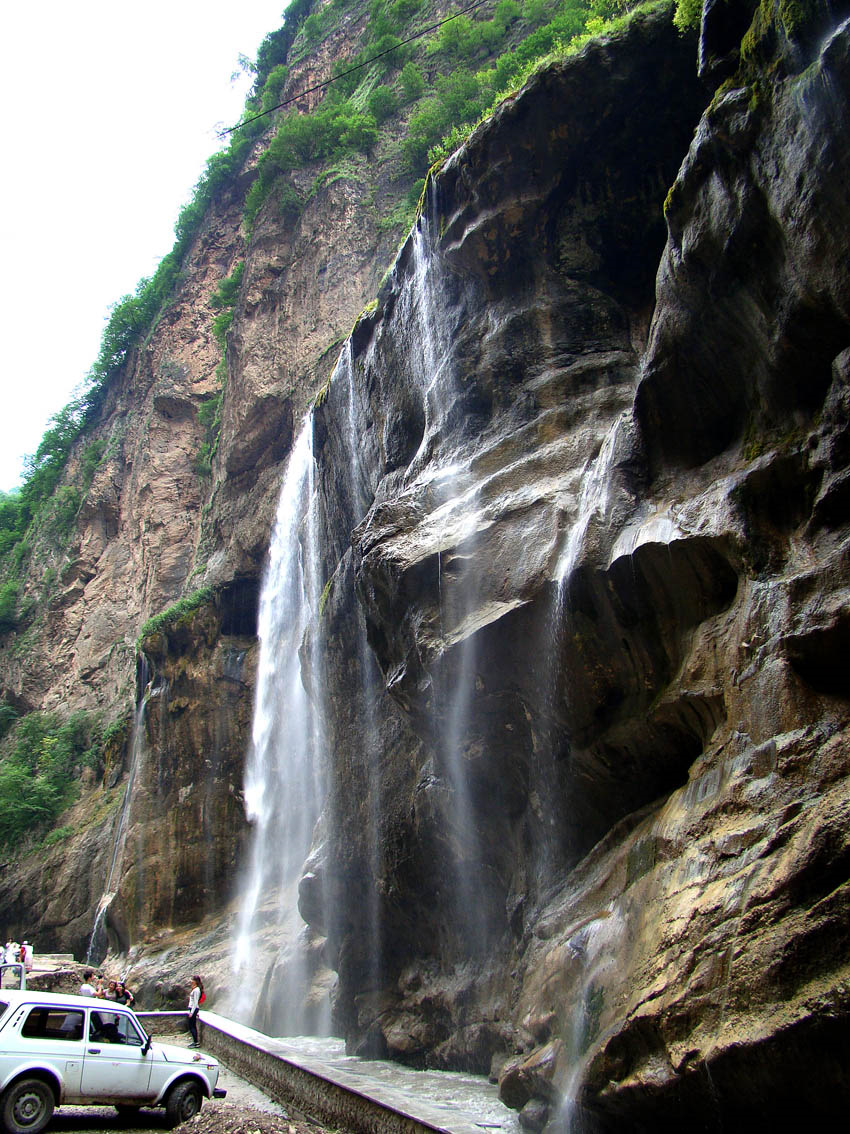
[
  {"left": 3, "top": 0, "right": 850, "bottom": 1129},
  {"left": 0, "top": 0, "right": 397, "bottom": 958},
  {"left": 305, "top": 1, "right": 850, "bottom": 1127}
]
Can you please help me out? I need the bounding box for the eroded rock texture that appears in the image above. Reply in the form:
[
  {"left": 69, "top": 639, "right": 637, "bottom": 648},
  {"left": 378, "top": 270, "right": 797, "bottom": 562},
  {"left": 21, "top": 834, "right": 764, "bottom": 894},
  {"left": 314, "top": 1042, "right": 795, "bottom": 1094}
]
[
  {"left": 0, "top": 0, "right": 396, "bottom": 957},
  {"left": 304, "top": 2, "right": 850, "bottom": 1127},
  {"left": 3, "top": 0, "right": 850, "bottom": 1128}
]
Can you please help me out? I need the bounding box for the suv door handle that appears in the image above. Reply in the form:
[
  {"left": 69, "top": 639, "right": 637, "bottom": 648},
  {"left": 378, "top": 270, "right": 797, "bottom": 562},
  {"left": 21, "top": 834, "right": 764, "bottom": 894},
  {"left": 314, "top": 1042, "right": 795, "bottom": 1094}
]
[{"left": 88, "top": 1047, "right": 101, "bottom": 1054}]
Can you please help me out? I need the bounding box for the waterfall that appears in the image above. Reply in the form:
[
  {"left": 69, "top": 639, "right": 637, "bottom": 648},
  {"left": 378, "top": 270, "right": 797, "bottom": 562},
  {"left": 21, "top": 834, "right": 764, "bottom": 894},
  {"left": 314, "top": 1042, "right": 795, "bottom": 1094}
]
[
  {"left": 234, "top": 419, "right": 330, "bottom": 1033},
  {"left": 86, "top": 662, "right": 152, "bottom": 965},
  {"left": 339, "top": 340, "right": 386, "bottom": 994},
  {"left": 405, "top": 221, "right": 496, "bottom": 955}
]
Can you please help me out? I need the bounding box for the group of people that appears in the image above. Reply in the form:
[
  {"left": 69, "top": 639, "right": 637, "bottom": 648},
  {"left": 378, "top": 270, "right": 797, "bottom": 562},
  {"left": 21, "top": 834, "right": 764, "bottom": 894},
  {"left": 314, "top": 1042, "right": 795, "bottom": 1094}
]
[
  {"left": 3, "top": 940, "right": 33, "bottom": 971},
  {"left": 79, "top": 969, "right": 206, "bottom": 1049},
  {"left": 79, "top": 970, "right": 136, "bottom": 1006}
]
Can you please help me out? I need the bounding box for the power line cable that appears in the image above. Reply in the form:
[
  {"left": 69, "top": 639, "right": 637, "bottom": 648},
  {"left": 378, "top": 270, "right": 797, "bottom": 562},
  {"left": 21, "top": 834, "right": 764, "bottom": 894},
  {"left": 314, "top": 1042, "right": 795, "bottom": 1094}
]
[{"left": 219, "top": 0, "right": 493, "bottom": 137}]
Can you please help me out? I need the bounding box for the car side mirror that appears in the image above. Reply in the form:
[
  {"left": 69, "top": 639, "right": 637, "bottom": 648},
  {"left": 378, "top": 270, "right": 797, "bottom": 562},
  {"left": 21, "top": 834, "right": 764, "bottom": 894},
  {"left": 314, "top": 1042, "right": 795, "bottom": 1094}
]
[{"left": 142, "top": 1035, "right": 152, "bottom": 1055}]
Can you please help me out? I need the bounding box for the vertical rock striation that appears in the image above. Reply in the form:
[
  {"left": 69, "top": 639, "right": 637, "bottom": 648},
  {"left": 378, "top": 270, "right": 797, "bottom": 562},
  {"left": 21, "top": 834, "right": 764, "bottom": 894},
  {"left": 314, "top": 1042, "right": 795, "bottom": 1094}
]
[{"left": 304, "top": 1, "right": 850, "bottom": 1126}]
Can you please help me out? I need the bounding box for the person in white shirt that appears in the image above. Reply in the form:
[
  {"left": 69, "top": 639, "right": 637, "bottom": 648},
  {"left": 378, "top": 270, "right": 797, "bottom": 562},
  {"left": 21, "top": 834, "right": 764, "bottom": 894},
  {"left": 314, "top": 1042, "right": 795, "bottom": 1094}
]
[
  {"left": 79, "top": 969, "right": 97, "bottom": 996},
  {"left": 187, "top": 975, "right": 204, "bottom": 1047}
]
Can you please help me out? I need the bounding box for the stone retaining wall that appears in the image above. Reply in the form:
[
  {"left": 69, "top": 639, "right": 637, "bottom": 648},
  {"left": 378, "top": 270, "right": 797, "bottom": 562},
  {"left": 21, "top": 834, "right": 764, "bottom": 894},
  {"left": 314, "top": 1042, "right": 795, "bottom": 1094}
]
[
  {"left": 136, "top": 1010, "right": 189, "bottom": 1037},
  {"left": 197, "top": 1012, "right": 481, "bottom": 1134}
]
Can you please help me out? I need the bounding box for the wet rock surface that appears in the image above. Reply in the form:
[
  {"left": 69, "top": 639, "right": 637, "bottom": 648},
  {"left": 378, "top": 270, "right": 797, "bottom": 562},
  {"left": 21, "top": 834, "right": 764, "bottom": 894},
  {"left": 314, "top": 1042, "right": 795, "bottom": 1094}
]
[
  {"left": 4, "top": 1, "right": 850, "bottom": 1129},
  {"left": 302, "top": 0, "right": 850, "bottom": 1126}
]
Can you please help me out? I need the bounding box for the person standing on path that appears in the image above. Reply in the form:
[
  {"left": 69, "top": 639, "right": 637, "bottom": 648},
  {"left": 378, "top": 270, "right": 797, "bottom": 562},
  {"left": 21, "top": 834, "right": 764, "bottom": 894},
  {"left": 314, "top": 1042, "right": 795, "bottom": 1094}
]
[{"left": 187, "top": 975, "right": 204, "bottom": 1047}]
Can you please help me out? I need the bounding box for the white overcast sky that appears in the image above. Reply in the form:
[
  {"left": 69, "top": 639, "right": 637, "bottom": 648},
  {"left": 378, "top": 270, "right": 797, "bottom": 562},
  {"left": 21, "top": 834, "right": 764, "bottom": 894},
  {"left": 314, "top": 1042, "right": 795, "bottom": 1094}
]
[{"left": 0, "top": 0, "right": 290, "bottom": 492}]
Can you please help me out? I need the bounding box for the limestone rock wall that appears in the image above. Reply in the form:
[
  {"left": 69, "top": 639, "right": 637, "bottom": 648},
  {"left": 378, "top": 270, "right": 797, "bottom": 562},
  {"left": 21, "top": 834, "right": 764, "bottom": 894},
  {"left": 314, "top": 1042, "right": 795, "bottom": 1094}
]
[
  {"left": 3, "top": 1, "right": 850, "bottom": 1128},
  {"left": 304, "top": 2, "right": 850, "bottom": 1127}
]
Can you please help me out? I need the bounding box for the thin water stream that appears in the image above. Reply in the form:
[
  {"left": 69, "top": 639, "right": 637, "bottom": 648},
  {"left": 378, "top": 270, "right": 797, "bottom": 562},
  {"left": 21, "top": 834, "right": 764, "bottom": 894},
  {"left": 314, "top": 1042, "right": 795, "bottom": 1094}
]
[{"left": 86, "top": 666, "right": 153, "bottom": 965}]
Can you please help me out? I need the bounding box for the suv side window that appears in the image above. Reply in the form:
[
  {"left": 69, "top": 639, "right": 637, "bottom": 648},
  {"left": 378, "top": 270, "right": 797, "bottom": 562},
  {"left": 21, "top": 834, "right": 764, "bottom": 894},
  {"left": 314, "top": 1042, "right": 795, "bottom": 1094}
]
[
  {"left": 89, "top": 1010, "right": 144, "bottom": 1046},
  {"left": 21, "top": 1007, "right": 84, "bottom": 1041}
]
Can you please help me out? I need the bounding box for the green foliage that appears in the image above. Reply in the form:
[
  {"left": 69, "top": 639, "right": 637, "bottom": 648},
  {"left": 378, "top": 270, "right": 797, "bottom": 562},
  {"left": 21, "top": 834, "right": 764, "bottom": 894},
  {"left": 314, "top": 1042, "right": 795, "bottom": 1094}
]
[
  {"left": 210, "top": 261, "right": 245, "bottom": 310},
  {"left": 243, "top": 170, "right": 276, "bottom": 230},
  {"left": 40, "top": 825, "right": 76, "bottom": 849},
  {"left": 373, "top": 32, "right": 407, "bottom": 69},
  {"left": 391, "top": 0, "right": 423, "bottom": 20},
  {"left": 331, "top": 50, "right": 370, "bottom": 96},
  {"left": 491, "top": 3, "right": 590, "bottom": 93},
  {"left": 400, "top": 60, "right": 425, "bottom": 102},
  {"left": 196, "top": 389, "right": 224, "bottom": 477},
  {"left": 252, "top": 1, "right": 311, "bottom": 93},
  {"left": 522, "top": 0, "right": 552, "bottom": 25},
  {"left": 137, "top": 587, "right": 215, "bottom": 646},
  {"left": 673, "top": 0, "right": 701, "bottom": 31},
  {"left": 0, "top": 703, "right": 18, "bottom": 741},
  {"left": 247, "top": 85, "right": 382, "bottom": 226},
  {"left": 0, "top": 710, "right": 106, "bottom": 850},
  {"left": 318, "top": 576, "right": 333, "bottom": 617},
  {"left": 212, "top": 310, "right": 234, "bottom": 351},
  {"left": 303, "top": 12, "right": 323, "bottom": 42},
  {"left": 0, "top": 491, "right": 26, "bottom": 558},
  {"left": 495, "top": 0, "right": 523, "bottom": 26},
  {"left": 0, "top": 581, "right": 18, "bottom": 633},
  {"left": 368, "top": 84, "right": 399, "bottom": 123},
  {"left": 80, "top": 440, "right": 107, "bottom": 491},
  {"left": 403, "top": 67, "right": 492, "bottom": 169},
  {"left": 260, "top": 64, "right": 290, "bottom": 113},
  {"left": 407, "top": 177, "right": 427, "bottom": 207},
  {"left": 102, "top": 715, "right": 130, "bottom": 749},
  {"left": 589, "top": 0, "right": 638, "bottom": 18},
  {"left": 279, "top": 183, "right": 304, "bottom": 224},
  {"left": 429, "top": 14, "right": 476, "bottom": 58}
]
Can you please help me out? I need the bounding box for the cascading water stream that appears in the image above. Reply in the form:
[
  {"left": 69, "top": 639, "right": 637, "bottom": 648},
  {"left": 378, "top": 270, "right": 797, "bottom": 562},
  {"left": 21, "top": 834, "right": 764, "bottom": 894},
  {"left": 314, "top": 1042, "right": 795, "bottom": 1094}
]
[
  {"left": 233, "top": 419, "right": 329, "bottom": 1033},
  {"left": 86, "top": 662, "right": 153, "bottom": 965},
  {"left": 404, "top": 220, "right": 494, "bottom": 955},
  {"left": 339, "top": 341, "right": 386, "bottom": 993}
]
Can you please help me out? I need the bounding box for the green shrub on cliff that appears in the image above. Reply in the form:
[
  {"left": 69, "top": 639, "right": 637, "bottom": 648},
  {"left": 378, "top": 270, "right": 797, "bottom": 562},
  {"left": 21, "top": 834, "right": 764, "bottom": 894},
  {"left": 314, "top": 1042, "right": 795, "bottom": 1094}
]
[
  {"left": 136, "top": 586, "right": 215, "bottom": 648},
  {"left": 400, "top": 59, "right": 425, "bottom": 101},
  {"left": 210, "top": 260, "right": 245, "bottom": 310},
  {"left": 0, "top": 710, "right": 106, "bottom": 850},
  {"left": 260, "top": 64, "right": 290, "bottom": 112},
  {"left": 368, "top": 83, "right": 399, "bottom": 122},
  {"left": 673, "top": 0, "right": 701, "bottom": 30},
  {"left": 0, "top": 492, "right": 26, "bottom": 557},
  {"left": 0, "top": 581, "right": 18, "bottom": 633}
]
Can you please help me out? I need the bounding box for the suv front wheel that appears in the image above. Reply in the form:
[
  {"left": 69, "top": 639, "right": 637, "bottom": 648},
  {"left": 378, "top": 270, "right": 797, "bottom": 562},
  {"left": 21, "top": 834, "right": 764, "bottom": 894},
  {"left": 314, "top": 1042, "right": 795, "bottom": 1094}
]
[
  {"left": 165, "top": 1080, "right": 202, "bottom": 1126},
  {"left": 1, "top": 1077, "right": 55, "bottom": 1134}
]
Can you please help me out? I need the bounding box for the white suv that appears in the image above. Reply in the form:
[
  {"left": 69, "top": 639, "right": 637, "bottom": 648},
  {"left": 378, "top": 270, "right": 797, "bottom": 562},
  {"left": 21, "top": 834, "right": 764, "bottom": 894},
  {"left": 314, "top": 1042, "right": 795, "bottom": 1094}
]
[{"left": 0, "top": 989, "right": 226, "bottom": 1132}]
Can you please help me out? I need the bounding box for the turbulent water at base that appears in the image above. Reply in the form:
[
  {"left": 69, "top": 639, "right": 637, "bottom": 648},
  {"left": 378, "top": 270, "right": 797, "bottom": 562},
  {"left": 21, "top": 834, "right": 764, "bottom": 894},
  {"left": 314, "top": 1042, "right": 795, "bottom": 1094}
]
[
  {"left": 234, "top": 421, "right": 330, "bottom": 1034},
  {"left": 274, "top": 1036, "right": 522, "bottom": 1133}
]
